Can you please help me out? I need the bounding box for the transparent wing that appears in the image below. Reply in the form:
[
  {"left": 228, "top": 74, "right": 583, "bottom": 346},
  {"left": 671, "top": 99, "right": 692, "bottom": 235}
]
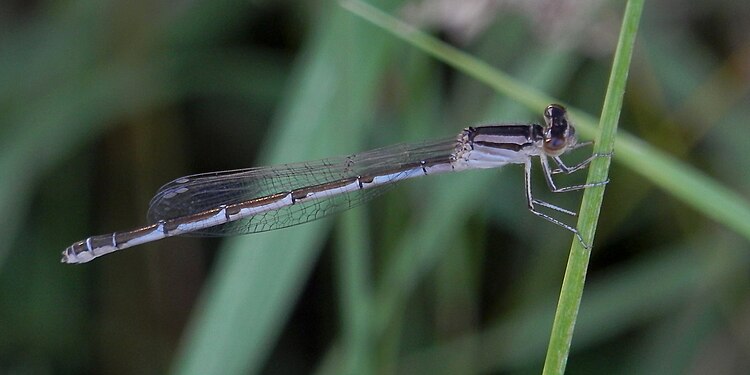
[{"left": 146, "top": 138, "right": 458, "bottom": 237}]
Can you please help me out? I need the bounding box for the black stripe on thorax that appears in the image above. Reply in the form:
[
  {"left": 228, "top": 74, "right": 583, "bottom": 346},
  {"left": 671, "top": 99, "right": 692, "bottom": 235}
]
[{"left": 467, "top": 124, "right": 543, "bottom": 151}]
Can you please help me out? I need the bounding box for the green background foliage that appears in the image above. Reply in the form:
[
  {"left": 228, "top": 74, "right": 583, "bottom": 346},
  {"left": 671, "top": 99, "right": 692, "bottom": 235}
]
[{"left": 1, "top": 0, "right": 748, "bottom": 374}]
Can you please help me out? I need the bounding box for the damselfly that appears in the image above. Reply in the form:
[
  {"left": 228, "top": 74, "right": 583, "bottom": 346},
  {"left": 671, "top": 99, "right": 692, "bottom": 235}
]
[{"left": 62, "top": 104, "right": 607, "bottom": 264}]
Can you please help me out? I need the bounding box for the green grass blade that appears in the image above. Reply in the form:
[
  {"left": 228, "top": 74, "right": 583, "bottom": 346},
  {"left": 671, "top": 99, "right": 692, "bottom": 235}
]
[
  {"left": 543, "top": 0, "right": 644, "bottom": 373},
  {"left": 334, "top": 208, "right": 375, "bottom": 375}
]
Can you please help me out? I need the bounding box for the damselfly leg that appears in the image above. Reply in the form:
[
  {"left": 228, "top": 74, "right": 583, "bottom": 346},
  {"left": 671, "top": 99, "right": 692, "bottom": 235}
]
[{"left": 524, "top": 152, "right": 611, "bottom": 249}]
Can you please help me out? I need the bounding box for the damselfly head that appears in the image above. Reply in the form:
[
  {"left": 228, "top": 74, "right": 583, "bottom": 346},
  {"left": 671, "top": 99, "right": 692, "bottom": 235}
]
[{"left": 542, "top": 104, "right": 577, "bottom": 156}]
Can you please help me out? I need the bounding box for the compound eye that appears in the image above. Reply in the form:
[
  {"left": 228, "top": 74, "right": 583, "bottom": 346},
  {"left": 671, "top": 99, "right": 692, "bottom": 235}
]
[{"left": 544, "top": 104, "right": 566, "bottom": 121}]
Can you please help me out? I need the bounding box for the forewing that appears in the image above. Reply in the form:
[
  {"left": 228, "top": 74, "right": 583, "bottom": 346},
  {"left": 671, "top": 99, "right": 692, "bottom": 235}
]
[{"left": 146, "top": 138, "right": 457, "bottom": 236}]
